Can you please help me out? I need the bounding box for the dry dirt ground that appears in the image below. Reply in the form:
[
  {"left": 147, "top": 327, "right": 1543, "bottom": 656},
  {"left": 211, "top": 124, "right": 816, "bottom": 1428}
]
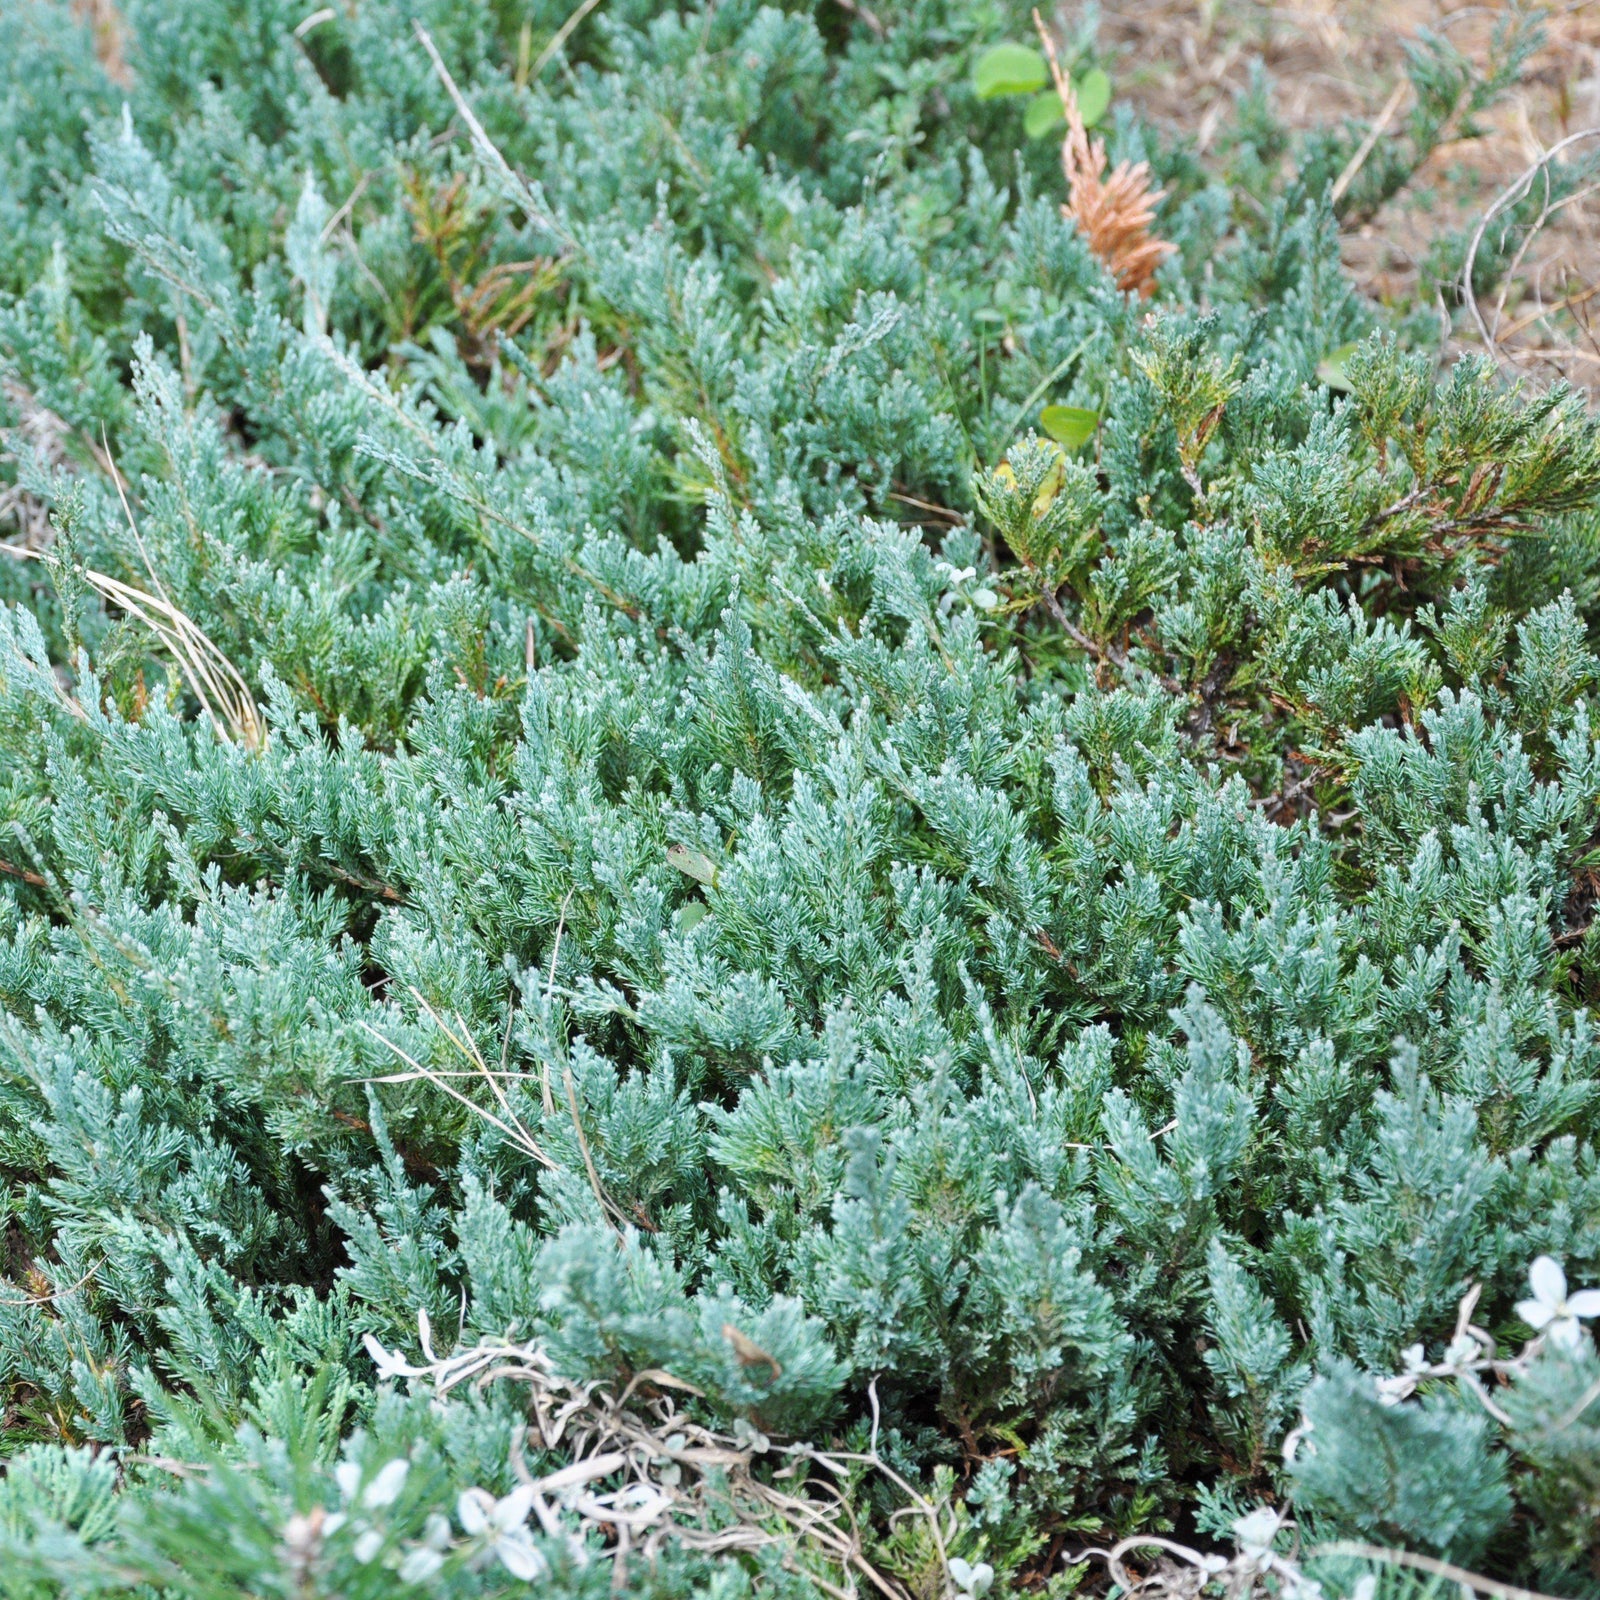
[{"left": 1089, "top": 0, "right": 1600, "bottom": 393}]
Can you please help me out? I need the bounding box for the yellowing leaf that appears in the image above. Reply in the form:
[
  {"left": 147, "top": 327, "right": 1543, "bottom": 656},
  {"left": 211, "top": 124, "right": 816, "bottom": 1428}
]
[{"left": 1032, "top": 445, "right": 1067, "bottom": 515}]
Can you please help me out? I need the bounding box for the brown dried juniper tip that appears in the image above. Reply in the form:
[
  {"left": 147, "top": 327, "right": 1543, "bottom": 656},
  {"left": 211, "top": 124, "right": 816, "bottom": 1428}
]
[{"left": 1032, "top": 8, "right": 1175, "bottom": 299}]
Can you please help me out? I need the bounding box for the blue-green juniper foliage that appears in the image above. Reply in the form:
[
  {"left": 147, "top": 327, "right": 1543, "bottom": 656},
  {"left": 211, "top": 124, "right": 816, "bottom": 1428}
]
[{"left": 2, "top": 0, "right": 1600, "bottom": 1595}]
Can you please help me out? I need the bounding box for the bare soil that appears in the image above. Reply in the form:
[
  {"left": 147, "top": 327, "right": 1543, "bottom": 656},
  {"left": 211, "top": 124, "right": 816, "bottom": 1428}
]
[{"left": 1089, "top": 0, "right": 1600, "bottom": 391}]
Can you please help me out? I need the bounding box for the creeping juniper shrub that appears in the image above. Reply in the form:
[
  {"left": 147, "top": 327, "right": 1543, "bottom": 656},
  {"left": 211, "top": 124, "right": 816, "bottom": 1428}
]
[{"left": 2, "top": 0, "right": 1600, "bottom": 1595}]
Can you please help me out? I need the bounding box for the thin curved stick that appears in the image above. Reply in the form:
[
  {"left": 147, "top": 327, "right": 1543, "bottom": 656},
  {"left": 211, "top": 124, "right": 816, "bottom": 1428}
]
[
  {"left": 1310, "top": 1541, "right": 1566, "bottom": 1600},
  {"left": 0, "top": 1259, "right": 100, "bottom": 1307},
  {"left": 1461, "top": 127, "right": 1600, "bottom": 365},
  {"left": 413, "top": 23, "right": 576, "bottom": 250}
]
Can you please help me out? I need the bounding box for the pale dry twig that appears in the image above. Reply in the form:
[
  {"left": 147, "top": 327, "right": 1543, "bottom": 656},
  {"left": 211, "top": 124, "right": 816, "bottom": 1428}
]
[{"left": 364, "top": 1321, "right": 946, "bottom": 1600}]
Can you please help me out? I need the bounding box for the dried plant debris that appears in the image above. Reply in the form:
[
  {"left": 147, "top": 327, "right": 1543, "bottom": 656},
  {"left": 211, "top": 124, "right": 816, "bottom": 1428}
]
[
  {"left": 1035, "top": 9, "right": 1175, "bottom": 297},
  {"left": 362, "top": 1318, "right": 954, "bottom": 1597}
]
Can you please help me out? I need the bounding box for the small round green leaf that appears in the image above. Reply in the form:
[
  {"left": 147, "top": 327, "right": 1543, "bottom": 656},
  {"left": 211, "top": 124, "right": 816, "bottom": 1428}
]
[
  {"left": 1074, "top": 67, "right": 1111, "bottom": 127},
  {"left": 1023, "top": 72, "right": 1110, "bottom": 139},
  {"left": 1040, "top": 404, "right": 1099, "bottom": 449},
  {"left": 973, "top": 42, "right": 1048, "bottom": 100},
  {"left": 1316, "top": 342, "right": 1360, "bottom": 394},
  {"left": 1023, "top": 92, "right": 1064, "bottom": 140}
]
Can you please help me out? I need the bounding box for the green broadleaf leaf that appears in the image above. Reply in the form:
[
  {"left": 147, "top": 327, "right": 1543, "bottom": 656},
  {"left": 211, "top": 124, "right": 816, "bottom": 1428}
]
[
  {"left": 1317, "top": 342, "right": 1360, "bottom": 393},
  {"left": 1040, "top": 404, "right": 1099, "bottom": 449},
  {"left": 1023, "top": 70, "right": 1111, "bottom": 139},
  {"left": 973, "top": 43, "right": 1048, "bottom": 100},
  {"left": 1023, "top": 93, "right": 1064, "bottom": 140},
  {"left": 667, "top": 842, "right": 719, "bottom": 885},
  {"left": 1075, "top": 67, "right": 1111, "bottom": 127}
]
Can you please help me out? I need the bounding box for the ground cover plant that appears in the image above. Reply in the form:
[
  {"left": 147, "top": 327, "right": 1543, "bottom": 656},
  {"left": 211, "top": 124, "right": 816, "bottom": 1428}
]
[{"left": 3, "top": 0, "right": 1600, "bottom": 1595}]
